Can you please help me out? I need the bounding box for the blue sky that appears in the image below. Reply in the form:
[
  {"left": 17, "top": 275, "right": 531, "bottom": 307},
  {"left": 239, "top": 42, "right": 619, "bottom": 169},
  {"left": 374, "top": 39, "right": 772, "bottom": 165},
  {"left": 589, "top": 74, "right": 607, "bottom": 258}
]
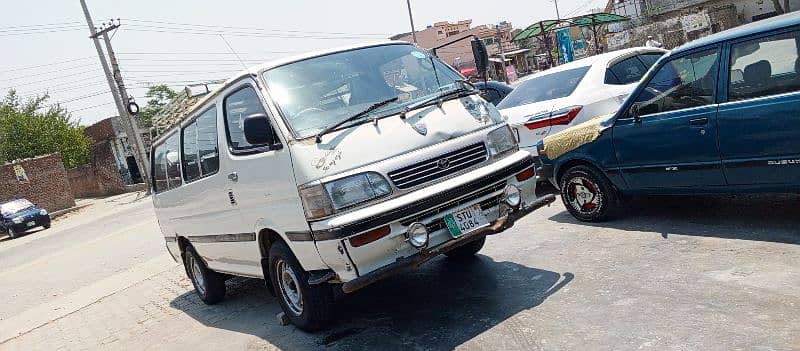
[{"left": 0, "top": 0, "right": 607, "bottom": 125}]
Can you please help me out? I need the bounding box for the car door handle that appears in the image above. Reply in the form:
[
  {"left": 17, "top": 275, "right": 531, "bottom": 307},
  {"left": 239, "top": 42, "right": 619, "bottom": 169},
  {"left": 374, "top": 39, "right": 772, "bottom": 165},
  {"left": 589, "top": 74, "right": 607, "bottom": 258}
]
[
  {"left": 689, "top": 117, "right": 708, "bottom": 126},
  {"left": 227, "top": 172, "right": 238, "bottom": 182}
]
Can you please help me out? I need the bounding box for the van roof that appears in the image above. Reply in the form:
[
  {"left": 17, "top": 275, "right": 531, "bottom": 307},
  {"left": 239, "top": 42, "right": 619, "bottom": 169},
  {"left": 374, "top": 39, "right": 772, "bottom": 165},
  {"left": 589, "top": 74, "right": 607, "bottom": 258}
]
[
  {"left": 673, "top": 11, "right": 800, "bottom": 54},
  {"left": 151, "top": 40, "right": 409, "bottom": 146}
]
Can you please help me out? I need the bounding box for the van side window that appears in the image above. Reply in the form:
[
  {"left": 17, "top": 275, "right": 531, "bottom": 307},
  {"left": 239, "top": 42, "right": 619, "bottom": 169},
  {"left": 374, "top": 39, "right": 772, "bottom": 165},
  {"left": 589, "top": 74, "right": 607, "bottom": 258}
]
[
  {"left": 182, "top": 106, "right": 219, "bottom": 182},
  {"left": 729, "top": 31, "right": 800, "bottom": 101},
  {"left": 633, "top": 48, "right": 718, "bottom": 116},
  {"left": 223, "top": 86, "right": 269, "bottom": 152},
  {"left": 164, "top": 132, "right": 182, "bottom": 189},
  {"left": 153, "top": 142, "right": 168, "bottom": 193},
  {"left": 606, "top": 56, "right": 648, "bottom": 85}
]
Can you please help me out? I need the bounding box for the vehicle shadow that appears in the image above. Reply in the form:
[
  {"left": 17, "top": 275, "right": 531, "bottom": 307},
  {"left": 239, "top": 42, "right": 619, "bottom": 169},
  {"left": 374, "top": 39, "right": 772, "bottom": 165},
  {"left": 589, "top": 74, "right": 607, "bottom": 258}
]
[
  {"left": 0, "top": 228, "right": 45, "bottom": 242},
  {"left": 547, "top": 191, "right": 800, "bottom": 244},
  {"left": 169, "top": 256, "right": 573, "bottom": 350}
]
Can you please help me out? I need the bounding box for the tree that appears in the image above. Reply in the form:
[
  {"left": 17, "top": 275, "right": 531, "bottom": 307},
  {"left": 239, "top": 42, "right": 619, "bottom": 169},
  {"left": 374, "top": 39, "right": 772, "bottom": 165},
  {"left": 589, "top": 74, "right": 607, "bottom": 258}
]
[
  {"left": 138, "top": 84, "right": 177, "bottom": 127},
  {"left": 0, "top": 90, "right": 92, "bottom": 168}
]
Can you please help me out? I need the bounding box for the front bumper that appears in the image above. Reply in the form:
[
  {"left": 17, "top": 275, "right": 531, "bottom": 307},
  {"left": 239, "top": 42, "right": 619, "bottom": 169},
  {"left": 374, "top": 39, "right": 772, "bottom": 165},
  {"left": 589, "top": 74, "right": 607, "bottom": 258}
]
[
  {"left": 9, "top": 216, "right": 50, "bottom": 233},
  {"left": 340, "top": 193, "right": 556, "bottom": 293}
]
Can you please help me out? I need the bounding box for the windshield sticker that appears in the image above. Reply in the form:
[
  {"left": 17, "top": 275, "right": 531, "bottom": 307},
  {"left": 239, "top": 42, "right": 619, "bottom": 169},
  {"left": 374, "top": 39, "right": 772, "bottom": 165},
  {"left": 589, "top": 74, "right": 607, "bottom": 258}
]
[{"left": 410, "top": 51, "right": 426, "bottom": 59}]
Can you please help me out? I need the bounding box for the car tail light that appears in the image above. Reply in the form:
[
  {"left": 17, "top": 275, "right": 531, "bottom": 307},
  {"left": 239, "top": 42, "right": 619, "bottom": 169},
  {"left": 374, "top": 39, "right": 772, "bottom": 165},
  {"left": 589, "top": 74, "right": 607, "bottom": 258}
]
[{"left": 524, "top": 106, "right": 583, "bottom": 130}]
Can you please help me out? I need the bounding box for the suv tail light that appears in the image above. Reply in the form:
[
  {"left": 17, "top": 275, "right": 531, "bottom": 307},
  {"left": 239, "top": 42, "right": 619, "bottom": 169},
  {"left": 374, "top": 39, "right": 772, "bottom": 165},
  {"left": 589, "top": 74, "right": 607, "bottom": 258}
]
[{"left": 524, "top": 106, "right": 583, "bottom": 130}]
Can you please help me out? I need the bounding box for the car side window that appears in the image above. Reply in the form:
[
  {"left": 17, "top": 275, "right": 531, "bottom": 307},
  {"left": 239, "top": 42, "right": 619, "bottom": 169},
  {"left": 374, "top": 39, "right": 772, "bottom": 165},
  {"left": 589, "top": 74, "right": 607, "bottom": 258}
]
[
  {"left": 633, "top": 48, "right": 719, "bottom": 116},
  {"left": 182, "top": 106, "right": 219, "bottom": 182},
  {"left": 607, "top": 56, "right": 648, "bottom": 85},
  {"left": 223, "top": 86, "right": 270, "bottom": 153},
  {"left": 729, "top": 30, "right": 800, "bottom": 101},
  {"left": 638, "top": 53, "right": 663, "bottom": 69}
]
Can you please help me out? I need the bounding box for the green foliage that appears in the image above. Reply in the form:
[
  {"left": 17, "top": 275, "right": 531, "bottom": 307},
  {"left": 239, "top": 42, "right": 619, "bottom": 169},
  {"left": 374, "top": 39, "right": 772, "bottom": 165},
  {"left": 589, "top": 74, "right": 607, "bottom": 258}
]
[
  {"left": 139, "top": 84, "right": 178, "bottom": 127},
  {"left": 0, "top": 90, "right": 93, "bottom": 168}
]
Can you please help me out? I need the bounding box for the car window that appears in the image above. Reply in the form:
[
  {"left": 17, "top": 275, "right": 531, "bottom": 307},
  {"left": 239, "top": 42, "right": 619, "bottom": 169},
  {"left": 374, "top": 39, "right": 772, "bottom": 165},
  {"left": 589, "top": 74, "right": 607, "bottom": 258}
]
[
  {"left": 607, "top": 56, "right": 648, "bottom": 85},
  {"left": 223, "top": 86, "right": 269, "bottom": 152},
  {"left": 639, "top": 53, "right": 664, "bottom": 68},
  {"left": 497, "top": 66, "right": 590, "bottom": 109},
  {"left": 633, "top": 48, "right": 719, "bottom": 116},
  {"left": 729, "top": 30, "right": 800, "bottom": 101},
  {"left": 182, "top": 106, "right": 219, "bottom": 182}
]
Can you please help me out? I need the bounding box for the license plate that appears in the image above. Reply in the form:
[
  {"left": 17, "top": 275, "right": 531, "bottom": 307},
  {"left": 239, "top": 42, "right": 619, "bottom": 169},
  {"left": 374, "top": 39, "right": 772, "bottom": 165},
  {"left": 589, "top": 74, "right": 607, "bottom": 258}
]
[
  {"left": 444, "top": 204, "right": 488, "bottom": 239},
  {"left": 26, "top": 221, "right": 35, "bottom": 227}
]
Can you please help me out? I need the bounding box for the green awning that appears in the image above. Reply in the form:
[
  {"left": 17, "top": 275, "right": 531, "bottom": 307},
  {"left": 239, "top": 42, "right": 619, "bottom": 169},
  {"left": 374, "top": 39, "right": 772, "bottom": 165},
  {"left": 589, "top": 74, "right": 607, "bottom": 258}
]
[{"left": 513, "top": 12, "right": 629, "bottom": 41}]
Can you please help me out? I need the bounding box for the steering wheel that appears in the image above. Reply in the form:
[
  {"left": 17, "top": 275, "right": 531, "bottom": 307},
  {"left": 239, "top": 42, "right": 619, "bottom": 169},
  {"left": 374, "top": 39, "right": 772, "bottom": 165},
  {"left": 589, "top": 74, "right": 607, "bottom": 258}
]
[{"left": 295, "top": 107, "right": 325, "bottom": 119}]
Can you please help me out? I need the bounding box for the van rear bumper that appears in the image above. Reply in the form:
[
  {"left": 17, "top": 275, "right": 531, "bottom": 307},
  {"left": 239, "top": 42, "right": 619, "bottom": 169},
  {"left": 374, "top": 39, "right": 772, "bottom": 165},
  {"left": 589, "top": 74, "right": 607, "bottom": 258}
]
[{"left": 340, "top": 193, "right": 556, "bottom": 293}]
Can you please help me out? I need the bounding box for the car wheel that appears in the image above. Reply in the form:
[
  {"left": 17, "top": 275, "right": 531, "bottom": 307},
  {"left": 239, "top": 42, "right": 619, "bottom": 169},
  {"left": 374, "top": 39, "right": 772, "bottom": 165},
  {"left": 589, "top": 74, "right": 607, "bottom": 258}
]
[
  {"left": 44, "top": 224, "right": 51, "bottom": 229},
  {"left": 183, "top": 245, "right": 226, "bottom": 304},
  {"left": 559, "top": 165, "right": 618, "bottom": 222},
  {"left": 445, "top": 237, "right": 486, "bottom": 260},
  {"left": 7, "top": 227, "right": 17, "bottom": 239},
  {"left": 269, "top": 241, "right": 333, "bottom": 331}
]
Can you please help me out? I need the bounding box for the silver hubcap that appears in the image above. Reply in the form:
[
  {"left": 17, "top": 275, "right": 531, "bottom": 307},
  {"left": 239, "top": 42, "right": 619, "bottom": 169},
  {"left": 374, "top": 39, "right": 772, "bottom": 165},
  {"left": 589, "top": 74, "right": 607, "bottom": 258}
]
[
  {"left": 189, "top": 254, "right": 206, "bottom": 295},
  {"left": 566, "top": 176, "right": 603, "bottom": 214},
  {"left": 276, "top": 260, "right": 303, "bottom": 315}
]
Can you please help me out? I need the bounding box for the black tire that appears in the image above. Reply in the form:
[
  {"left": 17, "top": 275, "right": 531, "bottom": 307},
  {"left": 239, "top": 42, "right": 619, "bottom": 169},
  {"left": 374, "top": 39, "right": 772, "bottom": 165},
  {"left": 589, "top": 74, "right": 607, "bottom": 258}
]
[
  {"left": 559, "top": 165, "right": 618, "bottom": 222},
  {"left": 269, "top": 241, "right": 333, "bottom": 331},
  {"left": 183, "top": 245, "right": 226, "bottom": 305},
  {"left": 43, "top": 224, "right": 51, "bottom": 229},
  {"left": 7, "top": 227, "right": 18, "bottom": 239},
  {"left": 444, "top": 236, "right": 486, "bottom": 260}
]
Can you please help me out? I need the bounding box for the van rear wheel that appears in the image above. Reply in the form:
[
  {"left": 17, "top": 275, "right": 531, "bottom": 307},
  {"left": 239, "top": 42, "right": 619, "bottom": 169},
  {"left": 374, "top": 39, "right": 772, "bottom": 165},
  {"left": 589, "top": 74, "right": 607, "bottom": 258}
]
[
  {"left": 269, "top": 241, "right": 333, "bottom": 331},
  {"left": 183, "top": 245, "right": 226, "bottom": 304}
]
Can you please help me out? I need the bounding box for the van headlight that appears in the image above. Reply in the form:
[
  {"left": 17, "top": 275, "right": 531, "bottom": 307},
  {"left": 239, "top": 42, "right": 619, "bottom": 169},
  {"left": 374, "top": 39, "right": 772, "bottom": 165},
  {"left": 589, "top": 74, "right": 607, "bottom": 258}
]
[
  {"left": 299, "top": 172, "right": 392, "bottom": 220},
  {"left": 486, "top": 125, "right": 518, "bottom": 158}
]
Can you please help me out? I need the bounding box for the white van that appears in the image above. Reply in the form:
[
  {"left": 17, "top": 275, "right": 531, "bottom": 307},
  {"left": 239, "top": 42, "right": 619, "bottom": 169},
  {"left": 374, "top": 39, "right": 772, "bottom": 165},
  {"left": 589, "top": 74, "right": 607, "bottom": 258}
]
[{"left": 151, "top": 41, "right": 555, "bottom": 331}]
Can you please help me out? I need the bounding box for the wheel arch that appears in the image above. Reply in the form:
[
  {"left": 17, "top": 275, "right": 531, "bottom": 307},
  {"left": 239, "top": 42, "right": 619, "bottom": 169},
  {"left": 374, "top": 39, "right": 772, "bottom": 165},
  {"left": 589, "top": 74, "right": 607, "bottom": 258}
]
[{"left": 555, "top": 158, "right": 605, "bottom": 186}]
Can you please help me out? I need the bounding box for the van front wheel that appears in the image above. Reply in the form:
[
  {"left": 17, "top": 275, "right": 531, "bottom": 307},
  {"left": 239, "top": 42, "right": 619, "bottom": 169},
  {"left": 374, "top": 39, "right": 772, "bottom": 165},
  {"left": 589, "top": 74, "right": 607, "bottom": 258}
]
[
  {"left": 269, "top": 241, "right": 333, "bottom": 331},
  {"left": 183, "top": 246, "right": 226, "bottom": 304}
]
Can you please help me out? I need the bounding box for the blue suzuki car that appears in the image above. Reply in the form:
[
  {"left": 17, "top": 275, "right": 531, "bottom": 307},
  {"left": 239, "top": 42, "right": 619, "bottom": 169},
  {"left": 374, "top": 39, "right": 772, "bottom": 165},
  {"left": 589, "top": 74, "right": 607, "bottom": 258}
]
[
  {"left": 0, "top": 199, "right": 51, "bottom": 239},
  {"left": 536, "top": 12, "right": 800, "bottom": 222}
]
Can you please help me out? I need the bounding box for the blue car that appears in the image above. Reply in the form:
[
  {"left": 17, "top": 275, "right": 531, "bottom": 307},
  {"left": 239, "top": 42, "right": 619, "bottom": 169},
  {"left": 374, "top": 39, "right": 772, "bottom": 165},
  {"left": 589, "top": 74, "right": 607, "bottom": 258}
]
[
  {"left": 0, "top": 199, "right": 51, "bottom": 239},
  {"left": 475, "top": 80, "right": 513, "bottom": 105},
  {"left": 536, "top": 12, "right": 800, "bottom": 222}
]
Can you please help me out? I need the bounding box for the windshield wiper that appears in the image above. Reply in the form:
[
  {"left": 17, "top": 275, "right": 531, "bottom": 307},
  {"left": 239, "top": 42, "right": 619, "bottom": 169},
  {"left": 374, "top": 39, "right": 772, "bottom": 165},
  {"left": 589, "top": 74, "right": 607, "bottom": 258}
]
[{"left": 315, "top": 97, "right": 398, "bottom": 143}]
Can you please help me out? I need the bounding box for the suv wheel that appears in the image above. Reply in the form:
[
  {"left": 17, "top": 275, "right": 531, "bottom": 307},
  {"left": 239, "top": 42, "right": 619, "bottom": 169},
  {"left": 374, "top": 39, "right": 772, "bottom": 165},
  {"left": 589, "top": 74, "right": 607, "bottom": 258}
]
[
  {"left": 269, "top": 241, "right": 333, "bottom": 331},
  {"left": 183, "top": 245, "right": 226, "bottom": 304},
  {"left": 560, "top": 165, "right": 618, "bottom": 222}
]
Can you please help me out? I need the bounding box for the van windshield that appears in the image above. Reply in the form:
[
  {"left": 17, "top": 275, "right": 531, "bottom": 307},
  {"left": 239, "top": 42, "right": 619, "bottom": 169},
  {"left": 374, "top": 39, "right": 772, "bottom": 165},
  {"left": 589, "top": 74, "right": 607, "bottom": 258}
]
[{"left": 262, "top": 44, "right": 462, "bottom": 139}]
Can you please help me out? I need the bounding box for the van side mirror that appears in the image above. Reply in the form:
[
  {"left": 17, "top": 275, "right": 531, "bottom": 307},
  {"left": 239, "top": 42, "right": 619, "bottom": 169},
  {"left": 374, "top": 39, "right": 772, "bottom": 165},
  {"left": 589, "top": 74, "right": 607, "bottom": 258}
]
[
  {"left": 471, "top": 39, "right": 489, "bottom": 78},
  {"left": 243, "top": 113, "right": 277, "bottom": 145}
]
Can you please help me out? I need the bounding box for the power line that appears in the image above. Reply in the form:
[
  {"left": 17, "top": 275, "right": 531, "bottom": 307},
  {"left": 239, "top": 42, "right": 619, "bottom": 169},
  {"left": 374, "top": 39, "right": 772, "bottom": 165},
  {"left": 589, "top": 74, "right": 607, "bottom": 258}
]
[
  {"left": 70, "top": 101, "right": 115, "bottom": 112},
  {"left": 123, "top": 27, "right": 386, "bottom": 40},
  {"left": 0, "top": 27, "right": 85, "bottom": 36},
  {"left": 0, "top": 21, "right": 82, "bottom": 30},
  {"left": 0, "top": 69, "right": 102, "bottom": 90},
  {"left": 0, "top": 63, "right": 97, "bottom": 81},
  {"left": 116, "top": 51, "right": 301, "bottom": 55},
  {"left": 0, "top": 57, "right": 95, "bottom": 74},
  {"left": 122, "top": 18, "right": 390, "bottom": 36},
  {"left": 17, "top": 80, "right": 109, "bottom": 99},
  {"left": 56, "top": 89, "right": 111, "bottom": 104}
]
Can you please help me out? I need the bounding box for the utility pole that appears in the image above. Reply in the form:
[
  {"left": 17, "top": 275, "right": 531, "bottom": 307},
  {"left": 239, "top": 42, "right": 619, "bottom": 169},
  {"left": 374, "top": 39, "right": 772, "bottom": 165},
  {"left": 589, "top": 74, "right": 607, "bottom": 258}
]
[
  {"left": 406, "top": 0, "right": 418, "bottom": 44},
  {"left": 496, "top": 24, "right": 509, "bottom": 84},
  {"left": 79, "top": 0, "right": 152, "bottom": 194}
]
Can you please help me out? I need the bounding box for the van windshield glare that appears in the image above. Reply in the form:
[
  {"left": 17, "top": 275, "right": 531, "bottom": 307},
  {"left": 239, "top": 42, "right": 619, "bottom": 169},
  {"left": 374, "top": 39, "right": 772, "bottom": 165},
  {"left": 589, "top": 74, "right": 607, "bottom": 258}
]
[{"left": 262, "top": 44, "right": 462, "bottom": 139}]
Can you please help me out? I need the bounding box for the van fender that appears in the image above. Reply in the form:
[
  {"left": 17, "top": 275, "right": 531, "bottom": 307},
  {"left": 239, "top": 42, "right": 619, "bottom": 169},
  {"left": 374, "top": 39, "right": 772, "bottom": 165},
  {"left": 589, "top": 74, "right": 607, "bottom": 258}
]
[{"left": 251, "top": 217, "right": 330, "bottom": 273}]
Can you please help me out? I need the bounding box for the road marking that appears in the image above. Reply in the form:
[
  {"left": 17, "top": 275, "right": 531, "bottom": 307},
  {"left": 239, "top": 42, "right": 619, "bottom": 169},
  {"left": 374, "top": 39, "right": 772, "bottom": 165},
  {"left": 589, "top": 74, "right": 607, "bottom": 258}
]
[{"left": 0, "top": 254, "right": 179, "bottom": 344}]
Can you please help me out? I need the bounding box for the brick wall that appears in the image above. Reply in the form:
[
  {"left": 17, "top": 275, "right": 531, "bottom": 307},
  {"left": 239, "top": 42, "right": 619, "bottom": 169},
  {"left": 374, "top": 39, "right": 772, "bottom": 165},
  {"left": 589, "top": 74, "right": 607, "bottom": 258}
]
[
  {"left": 0, "top": 153, "right": 75, "bottom": 212},
  {"left": 66, "top": 165, "right": 98, "bottom": 198},
  {"left": 84, "top": 117, "right": 115, "bottom": 142}
]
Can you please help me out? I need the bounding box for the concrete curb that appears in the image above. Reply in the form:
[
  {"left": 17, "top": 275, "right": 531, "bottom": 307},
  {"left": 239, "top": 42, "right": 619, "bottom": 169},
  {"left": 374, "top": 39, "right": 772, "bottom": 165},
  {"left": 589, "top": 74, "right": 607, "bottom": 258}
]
[{"left": 50, "top": 203, "right": 92, "bottom": 219}]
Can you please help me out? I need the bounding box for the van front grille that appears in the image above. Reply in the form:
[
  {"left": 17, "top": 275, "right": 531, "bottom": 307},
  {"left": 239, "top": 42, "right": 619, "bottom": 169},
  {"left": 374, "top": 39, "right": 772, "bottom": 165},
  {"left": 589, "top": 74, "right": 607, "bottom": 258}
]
[{"left": 388, "top": 143, "right": 488, "bottom": 189}]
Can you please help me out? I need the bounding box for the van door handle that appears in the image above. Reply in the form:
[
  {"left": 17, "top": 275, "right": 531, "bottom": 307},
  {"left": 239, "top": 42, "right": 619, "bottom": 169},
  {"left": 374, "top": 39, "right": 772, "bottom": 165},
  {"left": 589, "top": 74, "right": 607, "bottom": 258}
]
[
  {"left": 227, "top": 172, "right": 239, "bottom": 182},
  {"left": 689, "top": 117, "right": 708, "bottom": 126}
]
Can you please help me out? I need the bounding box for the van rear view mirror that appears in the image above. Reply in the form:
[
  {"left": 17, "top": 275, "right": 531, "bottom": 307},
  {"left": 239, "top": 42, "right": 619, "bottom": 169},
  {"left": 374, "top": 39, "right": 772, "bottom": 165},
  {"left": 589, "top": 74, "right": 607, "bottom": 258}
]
[
  {"left": 243, "top": 113, "right": 276, "bottom": 146},
  {"left": 471, "top": 39, "right": 489, "bottom": 78}
]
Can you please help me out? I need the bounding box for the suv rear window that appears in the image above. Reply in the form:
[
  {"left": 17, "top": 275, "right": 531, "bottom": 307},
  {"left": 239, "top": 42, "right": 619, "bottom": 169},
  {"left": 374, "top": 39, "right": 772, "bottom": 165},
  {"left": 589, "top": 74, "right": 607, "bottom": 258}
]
[{"left": 497, "top": 66, "right": 590, "bottom": 109}]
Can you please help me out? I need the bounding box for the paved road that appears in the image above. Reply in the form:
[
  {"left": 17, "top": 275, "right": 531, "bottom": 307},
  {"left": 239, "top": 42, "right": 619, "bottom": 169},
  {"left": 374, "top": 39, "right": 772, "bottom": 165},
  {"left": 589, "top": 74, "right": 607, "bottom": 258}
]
[{"left": 1, "top": 190, "right": 798, "bottom": 350}]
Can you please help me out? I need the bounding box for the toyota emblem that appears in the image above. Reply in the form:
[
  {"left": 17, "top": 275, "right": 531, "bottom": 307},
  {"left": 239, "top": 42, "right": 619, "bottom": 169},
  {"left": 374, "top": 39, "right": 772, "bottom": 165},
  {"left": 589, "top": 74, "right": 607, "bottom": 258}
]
[{"left": 437, "top": 158, "right": 451, "bottom": 170}]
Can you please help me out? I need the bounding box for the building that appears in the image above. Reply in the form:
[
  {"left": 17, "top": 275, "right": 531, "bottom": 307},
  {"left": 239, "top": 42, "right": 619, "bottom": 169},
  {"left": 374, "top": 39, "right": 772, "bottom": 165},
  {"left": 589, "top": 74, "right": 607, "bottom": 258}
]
[
  {"left": 606, "top": 0, "right": 799, "bottom": 50},
  {"left": 391, "top": 20, "right": 532, "bottom": 81},
  {"left": 83, "top": 117, "right": 143, "bottom": 185}
]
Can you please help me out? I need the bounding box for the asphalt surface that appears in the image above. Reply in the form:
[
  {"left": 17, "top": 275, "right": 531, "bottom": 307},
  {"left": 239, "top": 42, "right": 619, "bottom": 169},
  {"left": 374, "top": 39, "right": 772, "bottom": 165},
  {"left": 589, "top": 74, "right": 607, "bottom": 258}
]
[{"left": 1, "top": 189, "right": 798, "bottom": 350}]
